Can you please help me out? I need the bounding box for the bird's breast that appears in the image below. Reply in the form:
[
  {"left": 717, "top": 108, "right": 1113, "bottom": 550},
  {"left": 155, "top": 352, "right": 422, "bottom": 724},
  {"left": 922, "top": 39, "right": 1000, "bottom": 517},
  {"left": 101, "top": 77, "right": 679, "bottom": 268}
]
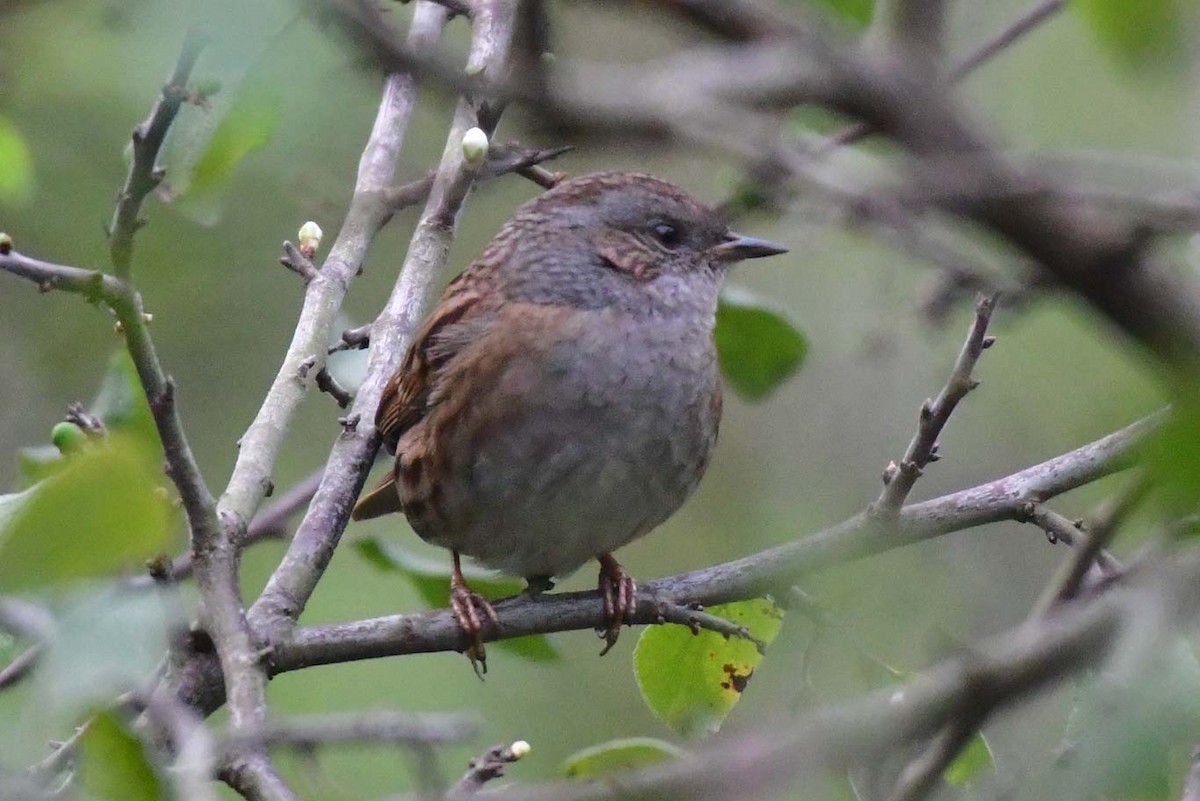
[{"left": 407, "top": 306, "right": 722, "bottom": 579}]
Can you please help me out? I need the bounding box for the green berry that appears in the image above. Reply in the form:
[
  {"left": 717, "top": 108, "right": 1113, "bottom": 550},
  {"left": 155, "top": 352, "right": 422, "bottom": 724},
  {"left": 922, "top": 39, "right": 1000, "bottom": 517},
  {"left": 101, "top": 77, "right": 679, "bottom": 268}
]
[{"left": 51, "top": 421, "right": 87, "bottom": 454}]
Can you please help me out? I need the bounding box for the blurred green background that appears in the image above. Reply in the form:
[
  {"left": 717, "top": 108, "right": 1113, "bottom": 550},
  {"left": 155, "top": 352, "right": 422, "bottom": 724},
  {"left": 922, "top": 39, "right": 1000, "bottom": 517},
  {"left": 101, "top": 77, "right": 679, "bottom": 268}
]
[{"left": 0, "top": 0, "right": 1183, "bottom": 797}]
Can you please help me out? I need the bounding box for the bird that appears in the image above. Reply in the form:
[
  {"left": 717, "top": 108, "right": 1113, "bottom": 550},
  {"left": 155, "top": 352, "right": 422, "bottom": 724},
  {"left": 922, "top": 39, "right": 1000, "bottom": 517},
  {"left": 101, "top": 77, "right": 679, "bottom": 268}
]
[{"left": 351, "top": 171, "right": 787, "bottom": 672}]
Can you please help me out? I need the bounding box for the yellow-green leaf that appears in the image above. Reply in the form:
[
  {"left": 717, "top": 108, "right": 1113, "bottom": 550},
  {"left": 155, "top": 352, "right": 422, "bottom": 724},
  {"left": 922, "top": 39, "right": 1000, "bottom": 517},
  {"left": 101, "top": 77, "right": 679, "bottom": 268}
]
[
  {"left": 944, "top": 732, "right": 994, "bottom": 786},
  {"left": 563, "top": 737, "right": 687, "bottom": 779},
  {"left": 0, "top": 115, "right": 34, "bottom": 207},
  {"left": 0, "top": 437, "right": 173, "bottom": 590},
  {"left": 1071, "top": 0, "right": 1186, "bottom": 72},
  {"left": 634, "top": 599, "right": 784, "bottom": 738},
  {"left": 180, "top": 86, "right": 281, "bottom": 225},
  {"left": 78, "top": 711, "right": 165, "bottom": 801}
]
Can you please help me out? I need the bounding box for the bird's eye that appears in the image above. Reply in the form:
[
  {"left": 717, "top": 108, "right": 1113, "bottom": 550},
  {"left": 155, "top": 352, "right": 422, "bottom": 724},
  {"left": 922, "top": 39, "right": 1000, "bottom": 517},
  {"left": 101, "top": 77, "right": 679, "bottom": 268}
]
[{"left": 650, "top": 222, "right": 683, "bottom": 249}]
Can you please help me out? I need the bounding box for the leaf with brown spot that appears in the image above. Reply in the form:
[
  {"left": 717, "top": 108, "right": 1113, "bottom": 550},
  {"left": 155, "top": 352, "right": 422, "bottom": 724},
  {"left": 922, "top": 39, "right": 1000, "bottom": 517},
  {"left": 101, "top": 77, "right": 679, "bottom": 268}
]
[{"left": 634, "top": 599, "right": 784, "bottom": 738}]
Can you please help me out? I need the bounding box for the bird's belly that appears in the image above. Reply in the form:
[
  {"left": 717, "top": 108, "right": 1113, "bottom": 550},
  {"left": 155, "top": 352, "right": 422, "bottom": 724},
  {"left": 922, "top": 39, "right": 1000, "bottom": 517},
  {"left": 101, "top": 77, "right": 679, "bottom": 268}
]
[{"left": 418, "top": 319, "right": 719, "bottom": 578}]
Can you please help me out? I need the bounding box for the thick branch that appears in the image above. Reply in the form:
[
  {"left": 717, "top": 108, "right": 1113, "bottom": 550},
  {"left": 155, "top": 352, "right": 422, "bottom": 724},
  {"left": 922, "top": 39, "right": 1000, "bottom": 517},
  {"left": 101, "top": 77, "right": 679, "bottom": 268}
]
[
  {"left": 217, "top": 5, "right": 448, "bottom": 535},
  {"left": 247, "top": 0, "right": 517, "bottom": 640}
]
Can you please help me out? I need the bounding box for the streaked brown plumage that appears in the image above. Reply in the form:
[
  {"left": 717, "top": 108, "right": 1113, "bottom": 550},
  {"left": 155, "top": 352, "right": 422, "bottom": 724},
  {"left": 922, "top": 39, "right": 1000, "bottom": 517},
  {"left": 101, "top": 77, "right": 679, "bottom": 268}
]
[{"left": 353, "top": 172, "right": 786, "bottom": 671}]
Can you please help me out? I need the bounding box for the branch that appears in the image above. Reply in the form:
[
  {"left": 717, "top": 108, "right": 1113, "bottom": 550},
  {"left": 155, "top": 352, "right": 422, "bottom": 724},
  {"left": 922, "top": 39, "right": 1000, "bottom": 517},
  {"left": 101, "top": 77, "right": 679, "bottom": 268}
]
[
  {"left": 0, "top": 248, "right": 221, "bottom": 553},
  {"left": 269, "top": 413, "right": 1159, "bottom": 671},
  {"left": 433, "top": 544, "right": 1200, "bottom": 801},
  {"left": 446, "top": 741, "right": 531, "bottom": 798},
  {"left": 108, "top": 32, "right": 205, "bottom": 280},
  {"left": 247, "top": 0, "right": 518, "bottom": 643},
  {"left": 194, "top": 10, "right": 456, "bottom": 800},
  {"left": 217, "top": 3, "right": 449, "bottom": 535},
  {"left": 219, "top": 710, "right": 477, "bottom": 755},
  {"left": 874, "top": 293, "right": 997, "bottom": 513},
  {"left": 816, "top": 0, "right": 1066, "bottom": 152},
  {"left": 885, "top": 713, "right": 985, "bottom": 801}
]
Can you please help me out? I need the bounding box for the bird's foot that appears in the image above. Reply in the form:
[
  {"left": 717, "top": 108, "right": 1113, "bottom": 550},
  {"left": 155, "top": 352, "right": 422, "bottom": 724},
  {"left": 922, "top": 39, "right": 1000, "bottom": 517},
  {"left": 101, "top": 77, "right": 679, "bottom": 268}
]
[
  {"left": 597, "top": 554, "right": 637, "bottom": 656},
  {"left": 524, "top": 575, "right": 555, "bottom": 598},
  {"left": 450, "top": 552, "right": 500, "bottom": 678}
]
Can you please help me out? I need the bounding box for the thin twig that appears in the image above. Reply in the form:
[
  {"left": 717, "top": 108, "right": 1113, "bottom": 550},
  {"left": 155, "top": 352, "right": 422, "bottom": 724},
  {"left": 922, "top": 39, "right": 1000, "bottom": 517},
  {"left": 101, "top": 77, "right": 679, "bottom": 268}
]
[
  {"left": 0, "top": 645, "right": 42, "bottom": 692},
  {"left": 886, "top": 713, "right": 986, "bottom": 801},
  {"left": 815, "top": 0, "right": 1066, "bottom": 152},
  {"left": 653, "top": 601, "right": 767, "bottom": 654},
  {"left": 219, "top": 711, "right": 478, "bottom": 755},
  {"left": 109, "top": 31, "right": 206, "bottom": 280},
  {"left": 447, "top": 742, "right": 531, "bottom": 798},
  {"left": 382, "top": 142, "right": 572, "bottom": 211},
  {"left": 316, "top": 367, "right": 353, "bottom": 408},
  {"left": 279, "top": 241, "right": 319, "bottom": 283},
  {"left": 874, "top": 293, "right": 998, "bottom": 514}
]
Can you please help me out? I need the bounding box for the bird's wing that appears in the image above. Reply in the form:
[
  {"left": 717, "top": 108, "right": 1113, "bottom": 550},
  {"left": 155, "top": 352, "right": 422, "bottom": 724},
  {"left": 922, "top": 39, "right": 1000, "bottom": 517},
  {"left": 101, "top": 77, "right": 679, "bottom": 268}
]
[{"left": 375, "top": 273, "right": 488, "bottom": 453}]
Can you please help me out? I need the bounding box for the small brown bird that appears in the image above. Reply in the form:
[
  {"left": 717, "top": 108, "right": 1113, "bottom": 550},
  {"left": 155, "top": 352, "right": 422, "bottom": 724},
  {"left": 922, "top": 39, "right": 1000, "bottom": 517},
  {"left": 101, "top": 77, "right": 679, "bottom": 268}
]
[{"left": 352, "top": 172, "right": 786, "bottom": 670}]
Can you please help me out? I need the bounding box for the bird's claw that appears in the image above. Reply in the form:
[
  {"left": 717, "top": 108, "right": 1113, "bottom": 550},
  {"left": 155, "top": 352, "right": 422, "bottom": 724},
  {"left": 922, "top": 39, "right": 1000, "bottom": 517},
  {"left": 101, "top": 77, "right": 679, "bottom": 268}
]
[
  {"left": 450, "top": 579, "right": 500, "bottom": 678},
  {"left": 597, "top": 554, "right": 637, "bottom": 656}
]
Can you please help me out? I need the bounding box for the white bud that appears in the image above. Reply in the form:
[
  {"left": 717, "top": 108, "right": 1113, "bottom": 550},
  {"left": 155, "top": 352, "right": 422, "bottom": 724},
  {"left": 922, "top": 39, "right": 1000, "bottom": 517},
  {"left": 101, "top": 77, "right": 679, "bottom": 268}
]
[
  {"left": 509, "top": 740, "right": 531, "bottom": 759},
  {"left": 462, "top": 127, "right": 489, "bottom": 167},
  {"left": 298, "top": 221, "right": 323, "bottom": 258}
]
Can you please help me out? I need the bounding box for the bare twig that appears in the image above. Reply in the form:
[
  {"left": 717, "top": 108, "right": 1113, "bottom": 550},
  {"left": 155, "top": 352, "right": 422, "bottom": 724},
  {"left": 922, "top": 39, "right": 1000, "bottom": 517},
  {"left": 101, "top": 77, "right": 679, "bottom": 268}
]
[
  {"left": 218, "top": 3, "right": 449, "bottom": 536},
  {"left": 221, "top": 753, "right": 299, "bottom": 801},
  {"left": 0, "top": 645, "right": 43, "bottom": 692},
  {"left": 279, "top": 242, "right": 319, "bottom": 283},
  {"left": 109, "top": 31, "right": 205, "bottom": 280},
  {"left": 447, "top": 742, "right": 531, "bottom": 798},
  {"left": 886, "top": 713, "right": 986, "bottom": 801},
  {"left": 316, "top": 367, "right": 353, "bottom": 408},
  {"left": 816, "top": 0, "right": 1066, "bottom": 152},
  {"left": 382, "top": 142, "right": 572, "bottom": 211},
  {"left": 220, "top": 711, "right": 477, "bottom": 755},
  {"left": 653, "top": 601, "right": 767, "bottom": 654},
  {"left": 874, "top": 293, "right": 998, "bottom": 513}
]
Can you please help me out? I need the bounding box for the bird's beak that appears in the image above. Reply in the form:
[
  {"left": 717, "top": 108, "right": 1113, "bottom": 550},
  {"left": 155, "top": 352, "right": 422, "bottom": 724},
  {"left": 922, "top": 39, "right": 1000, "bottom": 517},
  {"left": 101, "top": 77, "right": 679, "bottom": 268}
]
[{"left": 710, "top": 232, "right": 789, "bottom": 261}]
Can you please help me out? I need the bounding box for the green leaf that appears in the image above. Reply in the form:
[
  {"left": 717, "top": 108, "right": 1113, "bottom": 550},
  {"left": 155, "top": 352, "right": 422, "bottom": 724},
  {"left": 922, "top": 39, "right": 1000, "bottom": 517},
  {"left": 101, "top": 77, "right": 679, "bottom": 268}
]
[
  {"left": 180, "top": 85, "right": 281, "bottom": 225},
  {"left": 354, "top": 536, "right": 561, "bottom": 661},
  {"left": 562, "top": 737, "right": 687, "bottom": 779},
  {"left": 634, "top": 599, "right": 784, "bottom": 738},
  {"left": 90, "top": 351, "right": 159, "bottom": 450},
  {"left": 1070, "top": 0, "right": 1186, "bottom": 72},
  {"left": 0, "top": 436, "right": 173, "bottom": 591},
  {"left": 78, "top": 711, "right": 165, "bottom": 801},
  {"left": 809, "top": 0, "right": 874, "bottom": 27},
  {"left": 1147, "top": 395, "right": 1200, "bottom": 519},
  {"left": 715, "top": 287, "right": 808, "bottom": 401},
  {"left": 0, "top": 115, "right": 34, "bottom": 207},
  {"left": 944, "top": 732, "right": 994, "bottom": 786},
  {"left": 38, "top": 586, "right": 180, "bottom": 720}
]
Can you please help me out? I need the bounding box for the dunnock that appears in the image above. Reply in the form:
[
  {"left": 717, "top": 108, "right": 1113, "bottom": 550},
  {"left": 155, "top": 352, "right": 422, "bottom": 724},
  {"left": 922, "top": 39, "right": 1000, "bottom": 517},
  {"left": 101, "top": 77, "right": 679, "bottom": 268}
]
[{"left": 353, "top": 172, "right": 786, "bottom": 670}]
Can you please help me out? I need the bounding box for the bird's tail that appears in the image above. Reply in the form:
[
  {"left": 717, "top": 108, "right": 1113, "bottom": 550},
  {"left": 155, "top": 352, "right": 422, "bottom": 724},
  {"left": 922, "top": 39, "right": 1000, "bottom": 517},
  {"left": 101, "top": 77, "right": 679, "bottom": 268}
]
[{"left": 351, "top": 473, "right": 404, "bottom": 520}]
